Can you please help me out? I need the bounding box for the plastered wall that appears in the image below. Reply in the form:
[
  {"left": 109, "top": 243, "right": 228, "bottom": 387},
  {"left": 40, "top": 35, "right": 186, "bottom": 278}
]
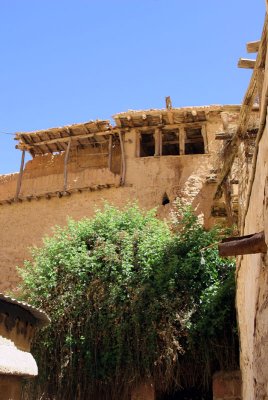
[{"left": 236, "top": 119, "right": 268, "bottom": 399}]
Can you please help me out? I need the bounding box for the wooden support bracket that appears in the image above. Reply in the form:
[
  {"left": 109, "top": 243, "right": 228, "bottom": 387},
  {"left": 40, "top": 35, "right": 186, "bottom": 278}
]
[{"left": 219, "top": 231, "right": 267, "bottom": 257}]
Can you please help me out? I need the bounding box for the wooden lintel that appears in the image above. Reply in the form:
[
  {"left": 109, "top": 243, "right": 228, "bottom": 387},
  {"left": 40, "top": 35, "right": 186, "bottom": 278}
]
[
  {"left": 238, "top": 58, "right": 256, "bottom": 69},
  {"left": 219, "top": 231, "right": 267, "bottom": 257},
  {"left": 247, "top": 40, "right": 260, "bottom": 53}
]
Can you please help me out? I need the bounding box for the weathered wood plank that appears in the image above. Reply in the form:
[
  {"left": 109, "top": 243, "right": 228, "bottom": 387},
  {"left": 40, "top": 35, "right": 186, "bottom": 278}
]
[
  {"left": 238, "top": 58, "right": 256, "bottom": 69},
  {"left": 247, "top": 40, "right": 260, "bottom": 53}
]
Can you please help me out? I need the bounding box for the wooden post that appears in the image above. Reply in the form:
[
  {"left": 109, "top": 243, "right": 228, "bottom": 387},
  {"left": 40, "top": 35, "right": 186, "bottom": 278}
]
[
  {"left": 15, "top": 150, "right": 25, "bottom": 200},
  {"left": 119, "top": 131, "right": 126, "bottom": 185},
  {"left": 201, "top": 125, "right": 208, "bottom": 153},
  {"left": 179, "top": 127, "right": 185, "bottom": 155},
  {"left": 63, "top": 139, "right": 71, "bottom": 192},
  {"left": 108, "top": 135, "right": 112, "bottom": 170},
  {"left": 135, "top": 130, "right": 141, "bottom": 157},
  {"left": 154, "top": 128, "right": 161, "bottom": 156}
]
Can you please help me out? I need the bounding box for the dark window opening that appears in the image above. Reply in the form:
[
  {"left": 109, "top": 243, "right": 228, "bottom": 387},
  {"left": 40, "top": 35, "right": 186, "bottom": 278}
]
[
  {"left": 162, "top": 193, "right": 170, "bottom": 206},
  {"left": 140, "top": 132, "right": 155, "bottom": 157},
  {"left": 162, "top": 132, "right": 180, "bottom": 156},
  {"left": 185, "top": 127, "right": 205, "bottom": 155}
]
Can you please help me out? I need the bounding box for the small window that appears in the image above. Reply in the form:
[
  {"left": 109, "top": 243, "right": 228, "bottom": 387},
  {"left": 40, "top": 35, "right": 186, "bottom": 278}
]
[
  {"left": 162, "top": 132, "right": 180, "bottom": 156},
  {"left": 140, "top": 132, "right": 155, "bottom": 157},
  {"left": 185, "top": 127, "right": 204, "bottom": 154},
  {"left": 162, "top": 193, "right": 170, "bottom": 205}
]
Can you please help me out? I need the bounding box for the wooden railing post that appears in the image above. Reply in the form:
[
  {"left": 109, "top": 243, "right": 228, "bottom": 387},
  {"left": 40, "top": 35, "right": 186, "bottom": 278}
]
[
  {"left": 63, "top": 139, "right": 71, "bottom": 192},
  {"left": 15, "top": 150, "right": 25, "bottom": 200},
  {"left": 119, "top": 131, "right": 126, "bottom": 185}
]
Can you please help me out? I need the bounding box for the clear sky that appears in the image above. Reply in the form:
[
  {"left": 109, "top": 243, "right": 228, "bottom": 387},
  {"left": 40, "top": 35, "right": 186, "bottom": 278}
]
[{"left": 0, "top": 0, "right": 265, "bottom": 173}]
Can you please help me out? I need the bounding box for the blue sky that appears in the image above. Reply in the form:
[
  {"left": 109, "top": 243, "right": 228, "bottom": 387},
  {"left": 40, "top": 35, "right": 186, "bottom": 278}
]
[{"left": 0, "top": 0, "right": 265, "bottom": 173}]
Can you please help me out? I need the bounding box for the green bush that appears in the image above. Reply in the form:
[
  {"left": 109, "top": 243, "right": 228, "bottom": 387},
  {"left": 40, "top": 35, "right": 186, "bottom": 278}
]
[{"left": 19, "top": 203, "right": 237, "bottom": 400}]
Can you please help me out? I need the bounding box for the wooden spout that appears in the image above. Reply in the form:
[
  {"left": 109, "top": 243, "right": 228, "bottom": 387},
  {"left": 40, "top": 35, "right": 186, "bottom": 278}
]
[{"left": 219, "top": 231, "right": 267, "bottom": 257}]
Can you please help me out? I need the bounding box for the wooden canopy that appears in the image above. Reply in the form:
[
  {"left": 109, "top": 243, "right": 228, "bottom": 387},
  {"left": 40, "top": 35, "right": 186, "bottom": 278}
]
[{"left": 15, "top": 120, "right": 114, "bottom": 156}]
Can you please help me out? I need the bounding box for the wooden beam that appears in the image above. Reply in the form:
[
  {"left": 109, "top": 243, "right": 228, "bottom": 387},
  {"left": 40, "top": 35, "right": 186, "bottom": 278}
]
[
  {"left": 219, "top": 231, "right": 267, "bottom": 256},
  {"left": 238, "top": 58, "right": 256, "bottom": 69},
  {"left": 119, "top": 131, "right": 126, "bottom": 185},
  {"left": 63, "top": 139, "right": 71, "bottom": 192},
  {"left": 108, "top": 135, "right": 112, "bottom": 170},
  {"left": 215, "top": 132, "right": 233, "bottom": 140},
  {"left": 247, "top": 40, "right": 260, "bottom": 53},
  {"left": 15, "top": 150, "right": 25, "bottom": 200}
]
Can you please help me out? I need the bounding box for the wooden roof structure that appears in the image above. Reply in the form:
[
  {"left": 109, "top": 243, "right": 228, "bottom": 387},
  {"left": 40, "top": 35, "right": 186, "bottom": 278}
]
[
  {"left": 15, "top": 119, "right": 114, "bottom": 157},
  {"left": 14, "top": 105, "right": 243, "bottom": 158},
  {"left": 113, "top": 105, "right": 241, "bottom": 129}
]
